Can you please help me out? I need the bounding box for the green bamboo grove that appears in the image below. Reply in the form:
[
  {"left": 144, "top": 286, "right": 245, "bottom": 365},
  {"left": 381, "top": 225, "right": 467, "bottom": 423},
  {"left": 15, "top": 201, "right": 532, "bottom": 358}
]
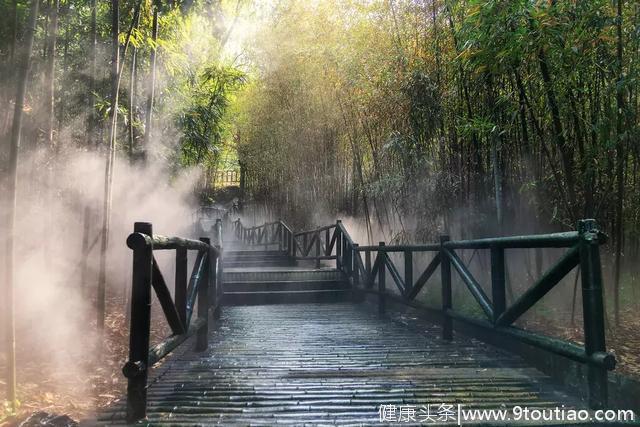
[{"left": 232, "top": 0, "right": 640, "bottom": 324}]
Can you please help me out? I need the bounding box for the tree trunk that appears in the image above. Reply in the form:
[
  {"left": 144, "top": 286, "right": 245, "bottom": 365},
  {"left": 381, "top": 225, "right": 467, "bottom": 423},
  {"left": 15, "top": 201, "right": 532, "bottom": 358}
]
[
  {"left": 97, "top": 0, "right": 120, "bottom": 332},
  {"left": 143, "top": 3, "right": 159, "bottom": 160},
  {"left": 57, "top": 26, "right": 69, "bottom": 131},
  {"left": 97, "top": 0, "right": 143, "bottom": 331},
  {"left": 3, "top": 0, "right": 39, "bottom": 409},
  {"left": 44, "top": 0, "right": 59, "bottom": 147},
  {"left": 487, "top": 74, "right": 503, "bottom": 228},
  {"left": 537, "top": 49, "right": 577, "bottom": 221},
  {"left": 10, "top": 0, "right": 18, "bottom": 62},
  {"left": 614, "top": 0, "right": 625, "bottom": 325},
  {"left": 88, "top": 0, "right": 98, "bottom": 146},
  {"left": 42, "top": 0, "right": 59, "bottom": 271},
  {"left": 128, "top": 13, "right": 139, "bottom": 161},
  {"left": 444, "top": 3, "right": 483, "bottom": 205}
]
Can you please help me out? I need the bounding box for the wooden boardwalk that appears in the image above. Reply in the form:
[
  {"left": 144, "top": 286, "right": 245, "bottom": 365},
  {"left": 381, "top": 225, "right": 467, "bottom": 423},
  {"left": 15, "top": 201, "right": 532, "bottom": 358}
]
[
  {"left": 95, "top": 302, "right": 587, "bottom": 425},
  {"left": 93, "top": 221, "right": 622, "bottom": 426}
]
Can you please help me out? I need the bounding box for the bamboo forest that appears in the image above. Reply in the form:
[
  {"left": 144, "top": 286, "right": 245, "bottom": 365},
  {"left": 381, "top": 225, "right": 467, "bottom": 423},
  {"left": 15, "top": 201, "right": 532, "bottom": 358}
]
[{"left": 0, "top": 0, "right": 639, "bottom": 425}]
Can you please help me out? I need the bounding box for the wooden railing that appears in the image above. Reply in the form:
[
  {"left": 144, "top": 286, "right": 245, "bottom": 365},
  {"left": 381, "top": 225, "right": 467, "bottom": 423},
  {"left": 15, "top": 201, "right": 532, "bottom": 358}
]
[
  {"left": 233, "top": 219, "right": 357, "bottom": 273},
  {"left": 224, "top": 216, "right": 614, "bottom": 408},
  {"left": 122, "top": 221, "right": 223, "bottom": 422},
  {"left": 292, "top": 218, "right": 614, "bottom": 409},
  {"left": 214, "top": 169, "right": 241, "bottom": 186},
  {"left": 292, "top": 221, "right": 357, "bottom": 272},
  {"left": 233, "top": 219, "right": 294, "bottom": 254},
  {"left": 194, "top": 211, "right": 227, "bottom": 246}
]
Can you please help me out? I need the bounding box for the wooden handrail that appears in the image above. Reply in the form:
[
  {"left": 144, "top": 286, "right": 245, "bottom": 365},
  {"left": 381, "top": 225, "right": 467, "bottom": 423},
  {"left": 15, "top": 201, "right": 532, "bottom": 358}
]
[
  {"left": 294, "top": 223, "right": 336, "bottom": 236},
  {"left": 123, "top": 222, "right": 222, "bottom": 422},
  {"left": 233, "top": 218, "right": 294, "bottom": 254},
  {"left": 228, "top": 215, "right": 613, "bottom": 410},
  {"left": 269, "top": 217, "right": 614, "bottom": 410}
]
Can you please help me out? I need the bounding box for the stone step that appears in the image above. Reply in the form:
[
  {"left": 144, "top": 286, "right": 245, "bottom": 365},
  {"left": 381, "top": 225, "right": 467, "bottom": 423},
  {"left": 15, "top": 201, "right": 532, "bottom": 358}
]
[
  {"left": 224, "top": 250, "right": 288, "bottom": 258},
  {"left": 223, "top": 268, "right": 343, "bottom": 283},
  {"left": 223, "top": 279, "right": 347, "bottom": 292},
  {"left": 222, "top": 289, "right": 352, "bottom": 305},
  {"left": 223, "top": 259, "right": 295, "bottom": 269}
]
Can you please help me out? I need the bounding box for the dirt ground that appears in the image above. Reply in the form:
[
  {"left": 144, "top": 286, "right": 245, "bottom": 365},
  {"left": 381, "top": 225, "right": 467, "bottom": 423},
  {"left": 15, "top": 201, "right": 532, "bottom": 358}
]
[
  {"left": 0, "top": 295, "right": 169, "bottom": 426},
  {"left": 527, "top": 306, "right": 640, "bottom": 380}
]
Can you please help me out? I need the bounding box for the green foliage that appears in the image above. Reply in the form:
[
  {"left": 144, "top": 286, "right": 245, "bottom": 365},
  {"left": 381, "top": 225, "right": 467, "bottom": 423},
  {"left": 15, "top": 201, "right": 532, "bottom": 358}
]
[
  {"left": 2, "top": 0, "right": 639, "bottom": 242},
  {"left": 231, "top": 0, "right": 640, "bottom": 248},
  {"left": 177, "top": 65, "right": 245, "bottom": 167}
]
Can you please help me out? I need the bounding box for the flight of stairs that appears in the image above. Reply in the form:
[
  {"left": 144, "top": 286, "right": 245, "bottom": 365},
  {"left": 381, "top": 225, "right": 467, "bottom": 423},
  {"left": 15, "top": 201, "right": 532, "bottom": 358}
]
[
  {"left": 222, "top": 249, "right": 295, "bottom": 269},
  {"left": 222, "top": 246, "right": 351, "bottom": 305}
]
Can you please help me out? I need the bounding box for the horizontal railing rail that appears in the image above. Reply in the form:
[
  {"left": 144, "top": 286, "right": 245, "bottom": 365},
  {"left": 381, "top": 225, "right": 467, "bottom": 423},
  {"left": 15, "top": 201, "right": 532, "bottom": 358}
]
[{"left": 123, "top": 220, "right": 223, "bottom": 422}]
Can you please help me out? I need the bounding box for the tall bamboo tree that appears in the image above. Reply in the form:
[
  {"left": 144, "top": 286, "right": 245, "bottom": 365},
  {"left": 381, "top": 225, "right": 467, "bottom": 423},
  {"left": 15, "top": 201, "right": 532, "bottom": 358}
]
[{"left": 3, "top": 0, "right": 39, "bottom": 410}]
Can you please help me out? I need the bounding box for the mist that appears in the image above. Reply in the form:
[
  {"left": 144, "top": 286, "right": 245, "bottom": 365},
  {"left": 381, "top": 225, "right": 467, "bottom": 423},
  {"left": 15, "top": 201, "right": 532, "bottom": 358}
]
[{"left": 0, "top": 140, "right": 203, "bottom": 415}]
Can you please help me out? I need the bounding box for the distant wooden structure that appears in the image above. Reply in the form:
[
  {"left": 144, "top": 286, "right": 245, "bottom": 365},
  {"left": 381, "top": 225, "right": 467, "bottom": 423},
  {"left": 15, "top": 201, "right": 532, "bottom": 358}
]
[{"left": 213, "top": 169, "right": 241, "bottom": 188}]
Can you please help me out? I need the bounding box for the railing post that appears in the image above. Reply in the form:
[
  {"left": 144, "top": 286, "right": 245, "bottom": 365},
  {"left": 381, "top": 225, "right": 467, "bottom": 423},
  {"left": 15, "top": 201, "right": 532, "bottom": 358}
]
[
  {"left": 209, "top": 246, "right": 218, "bottom": 319},
  {"left": 211, "top": 219, "right": 218, "bottom": 244},
  {"left": 195, "top": 237, "right": 210, "bottom": 352},
  {"left": 365, "top": 250, "right": 372, "bottom": 287},
  {"left": 336, "top": 220, "right": 342, "bottom": 271},
  {"left": 351, "top": 243, "right": 356, "bottom": 276},
  {"left": 214, "top": 218, "right": 222, "bottom": 246},
  {"left": 175, "top": 248, "right": 188, "bottom": 327},
  {"left": 125, "top": 222, "right": 153, "bottom": 422},
  {"left": 303, "top": 233, "right": 308, "bottom": 256},
  {"left": 342, "top": 234, "right": 351, "bottom": 276},
  {"left": 440, "top": 235, "right": 452, "bottom": 341},
  {"left": 404, "top": 249, "right": 413, "bottom": 296},
  {"left": 289, "top": 230, "right": 295, "bottom": 257},
  {"left": 315, "top": 231, "right": 321, "bottom": 268},
  {"left": 273, "top": 222, "right": 276, "bottom": 246},
  {"left": 346, "top": 241, "right": 352, "bottom": 276},
  {"left": 215, "top": 244, "right": 223, "bottom": 320},
  {"left": 490, "top": 246, "right": 506, "bottom": 323},
  {"left": 352, "top": 244, "right": 360, "bottom": 287},
  {"left": 378, "top": 242, "right": 386, "bottom": 317},
  {"left": 352, "top": 243, "right": 361, "bottom": 303},
  {"left": 278, "top": 221, "right": 283, "bottom": 251},
  {"left": 325, "top": 228, "right": 330, "bottom": 256},
  {"left": 578, "top": 219, "right": 608, "bottom": 408}
]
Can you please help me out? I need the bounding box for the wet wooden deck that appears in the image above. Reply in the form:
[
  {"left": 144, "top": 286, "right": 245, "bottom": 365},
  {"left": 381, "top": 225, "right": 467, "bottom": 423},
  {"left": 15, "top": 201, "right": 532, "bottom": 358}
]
[{"left": 95, "top": 302, "right": 588, "bottom": 425}]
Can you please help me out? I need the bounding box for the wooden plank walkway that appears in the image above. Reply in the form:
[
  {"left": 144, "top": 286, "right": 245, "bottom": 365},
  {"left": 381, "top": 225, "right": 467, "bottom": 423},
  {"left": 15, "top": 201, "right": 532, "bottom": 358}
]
[{"left": 95, "top": 302, "right": 589, "bottom": 425}]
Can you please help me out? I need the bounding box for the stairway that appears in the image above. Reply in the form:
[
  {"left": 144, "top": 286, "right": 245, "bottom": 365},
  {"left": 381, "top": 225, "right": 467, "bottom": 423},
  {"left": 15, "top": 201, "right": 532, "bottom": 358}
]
[
  {"left": 222, "top": 245, "right": 351, "bottom": 305},
  {"left": 223, "top": 249, "right": 295, "bottom": 269}
]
